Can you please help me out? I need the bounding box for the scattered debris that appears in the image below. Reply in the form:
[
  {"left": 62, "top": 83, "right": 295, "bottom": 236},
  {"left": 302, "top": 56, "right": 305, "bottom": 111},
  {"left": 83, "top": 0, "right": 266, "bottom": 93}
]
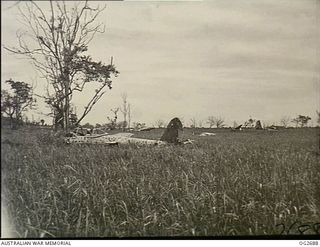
[
  {"left": 181, "top": 139, "right": 194, "bottom": 144},
  {"left": 65, "top": 117, "right": 192, "bottom": 146},
  {"left": 267, "top": 128, "right": 278, "bottom": 131},
  {"left": 231, "top": 124, "right": 242, "bottom": 131},
  {"left": 73, "top": 127, "right": 93, "bottom": 136},
  {"left": 199, "top": 132, "right": 216, "bottom": 136},
  {"left": 108, "top": 133, "right": 134, "bottom": 138},
  {"left": 255, "top": 120, "right": 263, "bottom": 130},
  {"left": 139, "top": 127, "right": 155, "bottom": 131},
  {"left": 65, "top": 134, "right": 166, "bottom": 146}
]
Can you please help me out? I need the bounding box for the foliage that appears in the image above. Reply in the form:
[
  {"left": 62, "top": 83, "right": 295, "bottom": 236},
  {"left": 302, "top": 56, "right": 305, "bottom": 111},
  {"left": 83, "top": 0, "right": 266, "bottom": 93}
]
[
  {"left": 1, "top": 79, "right": 36, "bottom": 129},
  {"left": 292, "top": 115, "right": 311, "bottom": 127},
  {"left": 4, "top": 1, "right": 119, "bottom": 131}
]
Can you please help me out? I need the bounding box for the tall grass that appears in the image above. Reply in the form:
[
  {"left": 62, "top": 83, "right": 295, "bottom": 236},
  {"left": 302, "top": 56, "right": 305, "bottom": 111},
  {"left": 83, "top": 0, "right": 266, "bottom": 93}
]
[{"left": 1, "top": 128, "right": 319, "bottom": 237}]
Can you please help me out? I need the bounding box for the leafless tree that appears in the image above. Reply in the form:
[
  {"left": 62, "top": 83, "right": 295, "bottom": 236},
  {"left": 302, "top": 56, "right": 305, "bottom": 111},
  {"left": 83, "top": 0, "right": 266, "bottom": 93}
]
[
  {"left": 3, "top": 1, "right": 119, "bottom": 132},
  {"left": 207, "top": 116, "right": 215, "bottom": 128},
  {"left": 128, "top": 103, "right": 132, "bottom": 129},
  {"left": 107, "top": 107, "right": 119, "bottom": 130},
  {"left": 207, "top": 116, "right": 225, "bottom": 128},
  {"left": 190, "top": 117, "right": 197, "bottom": 128},
  {"left": 280, "top": 116, "right": 291, "bottom": 128},
  {"left": 155, "top": 119, "right": 165, "bottom": 128},
  {"left": 198, "top": 120, "right": 203, "bottom": 128},
  {"left": 232, "top": 121, "right": 238, "bottom": 128},
  {"left": 120, "top": 93, "right": 130, "bottom": 131}
]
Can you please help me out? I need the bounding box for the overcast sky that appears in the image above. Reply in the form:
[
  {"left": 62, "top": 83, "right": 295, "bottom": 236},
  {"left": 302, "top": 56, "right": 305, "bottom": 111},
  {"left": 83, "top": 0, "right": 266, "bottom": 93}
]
[{"left": 1, "top": 0, "right": 319, "bottom": 127}]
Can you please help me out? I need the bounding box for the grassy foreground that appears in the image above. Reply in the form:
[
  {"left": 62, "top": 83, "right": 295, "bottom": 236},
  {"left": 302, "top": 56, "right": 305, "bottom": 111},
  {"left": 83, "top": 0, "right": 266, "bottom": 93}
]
[{"left": 1, "top": 127, "right": 320, "bottom": 237}]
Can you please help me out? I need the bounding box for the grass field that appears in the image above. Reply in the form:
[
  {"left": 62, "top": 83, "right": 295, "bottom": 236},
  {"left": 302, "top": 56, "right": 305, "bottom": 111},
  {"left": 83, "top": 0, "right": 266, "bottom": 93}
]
[{"left": 1, "top": 127, "right": 320, "bottom": 237}]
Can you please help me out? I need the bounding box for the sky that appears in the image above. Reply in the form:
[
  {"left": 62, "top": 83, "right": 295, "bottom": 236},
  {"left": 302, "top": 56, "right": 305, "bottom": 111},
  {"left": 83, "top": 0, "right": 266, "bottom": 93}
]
[{"left": 1, "top": 0, "right": 320, "bottom": 127}]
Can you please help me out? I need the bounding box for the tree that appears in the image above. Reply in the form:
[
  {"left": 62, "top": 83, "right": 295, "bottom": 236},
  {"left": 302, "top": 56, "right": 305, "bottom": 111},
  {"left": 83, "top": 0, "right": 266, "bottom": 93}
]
[
  {"left": 292, "top": 115, "right": 311, "bottom": 127},
  {"left": 280, "top": 116, "right": 291, "bottom": 128},
  {"left": 198, "top": 120, "right": 204, "bottom": 128},
  {"left": 69, "top": 113, "right": 78, "bottom": 127},
  {"left": 190, "top": 117, "right": 197, "bottom": 128},
  {"left": 128, "top": 103, "right": 132, "bottom": 129},
  {"left": 133, "top": 122, "right": 146, "bottom": 130},
  {"left": 207, "top": 116, "right": 215, "bottom": 128},
  {"left": 316, "top": 110, "right": 320, "bottom": 126},
  {"left": 106, "top": 107, "right": 119, "bottom": 130},
  {"left": 155, "top": 119, "right": 165, "bottom": 128},
  {"left": 120, "top": 93, "right": 130, "bottom": 131},
  {"left": 4, "top": 1, "right": 119, "bottom": 132},
  {"left": 1, "top": 79, "right": 36, "bottom": 129},
  {"left": 207, "top": 116, "right": 225, "bottom": 128},
  {"left": 232, "top": 121, "right": 238, "bottom": 128}
]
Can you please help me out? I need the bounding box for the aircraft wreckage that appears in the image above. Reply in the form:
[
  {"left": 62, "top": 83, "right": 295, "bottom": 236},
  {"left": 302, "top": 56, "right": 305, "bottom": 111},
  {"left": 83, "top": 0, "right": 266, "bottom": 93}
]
[{"left": 65, "top": 117, "right": 194, "bottom": 146}]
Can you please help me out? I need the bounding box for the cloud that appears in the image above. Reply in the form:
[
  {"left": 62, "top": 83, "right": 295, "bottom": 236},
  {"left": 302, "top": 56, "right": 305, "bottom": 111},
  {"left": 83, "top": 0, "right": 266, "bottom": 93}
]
[{"left": 1, "top": 0, "right": 319, "bottom": 125}]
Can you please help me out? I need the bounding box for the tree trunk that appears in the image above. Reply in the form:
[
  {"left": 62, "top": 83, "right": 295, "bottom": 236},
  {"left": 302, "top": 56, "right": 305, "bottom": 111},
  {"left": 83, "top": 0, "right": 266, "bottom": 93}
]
[{"left": 64, "top": 77, "right": 70, "bottom": 133}]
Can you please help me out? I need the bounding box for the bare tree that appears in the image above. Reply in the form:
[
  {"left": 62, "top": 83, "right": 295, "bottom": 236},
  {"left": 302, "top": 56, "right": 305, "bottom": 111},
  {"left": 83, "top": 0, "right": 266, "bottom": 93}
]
[
  {"left": 155, "top": 119, "right": 165, "bottom": 128},
  {"left": 190, "top": 117, "right": 197, "bottom": 128},
  {"left": 207, "top": 116, "right": 225, "bottom": 128},
  {"left": 198, "top": 120, "right": 203, "bottom": 128},
  {"left": 120, "top": 93, "right": 130, "bottom": 131},
  {"left": 127, "top": 103, "right": 131, "bottom": 129},
  {"left": 207, "top": 116, "right": 215, "bottom": 128},
  {"left": 280, "top": 116, "right": 291, "bottom": 128},
  {"left": 107, "top": 107, "right": 119, "bottom": 130},
  {"left": 4, "top": 1, "right": 119, "bottom": 132},
  {"left": 232, "top": 121, "right": 238, "bottom": 128}
]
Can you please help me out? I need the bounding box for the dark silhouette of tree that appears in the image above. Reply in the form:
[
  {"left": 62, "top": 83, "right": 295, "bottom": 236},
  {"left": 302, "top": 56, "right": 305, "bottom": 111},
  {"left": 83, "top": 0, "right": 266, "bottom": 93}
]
[
  {"left": 107, "top": 108, "right": 119, "bottom": 130},
  {"left": 292, "top": 115, "right": 311, "bottom": 127},
  {"left": 1, "top": 79, "right": 36, "bottom": 129},
  {"left": 207, "top": 116, "right": 225, "bottom": 128},
  {"left": 4, "top": 1, "right": 119, "bottom": 132}
]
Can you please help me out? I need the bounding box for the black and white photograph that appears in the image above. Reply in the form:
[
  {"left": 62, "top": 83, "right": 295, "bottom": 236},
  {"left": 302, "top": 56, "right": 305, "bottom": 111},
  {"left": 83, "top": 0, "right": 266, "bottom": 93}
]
[{"left": 1, "top": 0, "right": 320, "bottom": 239}]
